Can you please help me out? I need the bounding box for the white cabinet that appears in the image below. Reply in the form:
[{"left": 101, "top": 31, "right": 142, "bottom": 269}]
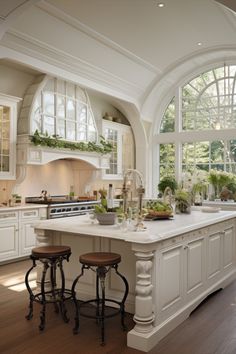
[
  {"left": 185, "top": 235, "right": 205, "bottom": 302},
  {"left": 158, "top": 244, "right": 184, "bottom": 320},
  {"left": 102, "top": 120, "right": 134, "bottom": 180},
  {"left": 0, "top": 210, "right": 19, "bottom": 261},
  {"left": 156, "top": 220, "right": 235, "bottom": 326},
  {"left": 0, "top": 94, "right": 21, "bottom": 180},
  {"left": 0, "top": 206, "right": 47, "bottom": 262},
  {"left": 158, "top": 235, "right": 205, "bottom": 320},
  {"left": 19, "top": 208, "right": 43, "bottom": 256}
]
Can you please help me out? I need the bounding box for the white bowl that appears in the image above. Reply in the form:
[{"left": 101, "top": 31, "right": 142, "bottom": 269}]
[{"left": 201, "top": 206, "right": 221, "bottom": 213}]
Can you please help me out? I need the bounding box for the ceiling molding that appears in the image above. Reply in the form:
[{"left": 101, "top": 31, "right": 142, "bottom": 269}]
[
  {"left": 216, "top": 2, "right": 236, "bottom": 31},
  {"left": 215, "top": 0, "right": 236, "bottom": 12},
  {"left": 0, "top": 0, "right": 39, "bottom": 40},
  {"left": 1, "top": 29, "right": 143, "bottom": 104},
  {"left": 36, "top": 1, "right": 160, "bottom": 75}
]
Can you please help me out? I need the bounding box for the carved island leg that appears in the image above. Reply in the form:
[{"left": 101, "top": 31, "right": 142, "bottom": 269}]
[{"left": 133, "top": 250, "right": 155, "bottom": 333}]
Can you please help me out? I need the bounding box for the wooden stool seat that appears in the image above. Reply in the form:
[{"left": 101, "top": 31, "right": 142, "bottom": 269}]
[
  {"left": 79, "top": 252, "right": 121, "bottom": 267},
  {"left": 72, "top": 251, "right": 129, "bottom": 345},
  {"left": 32, "top": 245, "right": 71, "bottom": 258}
]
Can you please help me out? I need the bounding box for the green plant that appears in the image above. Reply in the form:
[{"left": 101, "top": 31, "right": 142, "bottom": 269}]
[
  {"left": 158, "top": 176, "right": 178, "bottom": 194},
  {"left": 30, "top": 130, "right": 113, "bottom": 155}
]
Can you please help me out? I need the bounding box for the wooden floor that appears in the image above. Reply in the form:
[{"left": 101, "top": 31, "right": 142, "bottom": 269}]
[{"left": 1, "top": 260, "right": 236, "bottom": 354}]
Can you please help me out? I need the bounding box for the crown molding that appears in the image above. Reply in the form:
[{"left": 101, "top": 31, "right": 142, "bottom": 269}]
[
  {"left": 217, "top": 3, "right": 236, "bottom": 31},
  {"left": 36, "top": 1, "right": 159, "bottom": 76},
  {"left": 1, "top": 29, "right": 143, "bottom": 104}
]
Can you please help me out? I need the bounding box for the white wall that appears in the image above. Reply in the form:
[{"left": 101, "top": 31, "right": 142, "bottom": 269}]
[{"left": 0, "top": 63, "right": 36, "bottom": 106}]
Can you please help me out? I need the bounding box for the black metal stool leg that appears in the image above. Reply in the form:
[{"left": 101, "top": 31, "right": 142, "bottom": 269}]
[
  {"left": 39, "top": 261, "right": 49, "bottom": 331},
  {"left": 71, "top": 265, "right": 85, "bottom": 334},
  {"left": 113, "top": 264, "right": 129, "bottom": 330},
  {"left": 97, "top": 266, "right": 106, "bottom": 346},
  {"left": 50, "top": 260, "right": 59, "bottom": 313},
  {"left": 25, "top": 257, "right": 37, "bottom": 320},
  {"left": 58, "top": 257, "right": 69, "bottom": 323}
]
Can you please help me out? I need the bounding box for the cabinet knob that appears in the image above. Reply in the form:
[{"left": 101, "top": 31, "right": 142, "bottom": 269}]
[{"left": 184, "top": 245, "right": 189, "bottom": 250}]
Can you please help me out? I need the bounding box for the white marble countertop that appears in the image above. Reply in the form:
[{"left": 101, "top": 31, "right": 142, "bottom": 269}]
[
  {"left": 33, "top": 209, "right": 236, "bottom": 244},
  {"left": 0, "top": 204, "right": 47, "bottom": 211}
]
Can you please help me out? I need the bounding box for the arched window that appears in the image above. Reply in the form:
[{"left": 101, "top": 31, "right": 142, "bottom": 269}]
[
  {"left": 31, "top": 77, "right": 97, "bottom": 142},
  {"left": 158, "top": 64, "right": 236, "bottom": 180}
]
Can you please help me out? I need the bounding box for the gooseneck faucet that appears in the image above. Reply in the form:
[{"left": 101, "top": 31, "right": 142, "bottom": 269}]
[{"left": 122, "top": 169, "right": 145, "bottom": 217}]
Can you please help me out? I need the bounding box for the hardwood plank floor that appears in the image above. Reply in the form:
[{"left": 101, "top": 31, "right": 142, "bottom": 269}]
[{"left": 1, "top": 259, "right": 236, "bottom": 354}]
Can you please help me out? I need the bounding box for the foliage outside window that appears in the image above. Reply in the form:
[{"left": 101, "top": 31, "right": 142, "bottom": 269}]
[
  {"left": 32, "top": 78, "right": 97, "bottom": 143},
  {"left": 158, "top": 64, "right": 236, "bottom": 180},
  {"left": 159, "top": 143, "right": 175, "bottom": 178}
]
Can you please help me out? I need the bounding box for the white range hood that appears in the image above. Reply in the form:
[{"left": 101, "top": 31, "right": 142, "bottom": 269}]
[{"left": 17, "top": 134, "right": 110, "bottom": 169}]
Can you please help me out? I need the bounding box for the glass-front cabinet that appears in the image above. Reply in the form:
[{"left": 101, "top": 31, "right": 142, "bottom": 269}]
[
  {"left": 0, "top": 94, "right": 20, "bottom": 179},
  {"left": 103, "top": 120, "right": 134, "bottom": 180}
]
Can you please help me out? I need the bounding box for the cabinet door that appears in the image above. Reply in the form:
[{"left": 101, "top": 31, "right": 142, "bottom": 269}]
[
  {"left": 207, "top": 231, "right": 222, "bottom": 282},
  {"left": 185, "top": 237, "right": 205, "bottom": 298},
  {"left": 223, "top": 226, "right": 234, "bottom": 271},
  {"left": 102, "top": 121, "right": 134, "bottom": 180},
  {"left": 158, "top": 244, "right": 184, "bottom": 318},
  {"left": 20, "top": 221, "right": 37, "bottom": 256},
  {"left": 0, "top": 94, "right": 20, "bottom": 180},
  {"left": 0, "top": 222, "right": 19, "bottom": 261}
]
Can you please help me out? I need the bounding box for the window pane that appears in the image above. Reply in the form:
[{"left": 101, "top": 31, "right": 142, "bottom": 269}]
[
  {"left": 160, "top": 98, "right": 175, "bottom": 133},
  {"left": 66, "top": 83, "right": 75, "bottom": 98},
  {"left": 43, "top": 93, "right": 54, "bottom": 116},
  {"left": 43, "top": 115, "right": 55, "bottom": 136},
  {"left": 66, "top": 121, "right": 76, "bottom": 140},
  {"left": 57, "top": 95, "right": 65, "bottom": 119},
  {"left": 182, "top": 142, "right": 209, "bottom": 172},
  {"left": 57, "top": 79, "right": 66, "bottom": 95},
  {"left": 57, "top": 119, "right": 65, "bottom": 138},
  {"left": 182, "top": 65, "right": 236, "bottom": 131},
  {"left": 159, "top": 143, "right": 175, "bottom": 179},
  {"left": 66, "top": 99, "right": 75, "bottom": 120}
]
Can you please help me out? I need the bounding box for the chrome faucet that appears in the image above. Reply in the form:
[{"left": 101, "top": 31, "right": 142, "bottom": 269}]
[{"left": 122, "top": 169, "right": 145, "bottom": 217}]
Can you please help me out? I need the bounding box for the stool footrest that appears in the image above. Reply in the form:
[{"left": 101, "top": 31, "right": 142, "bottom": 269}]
[
  {"left": 79, "top": 298, "right": 122, "bottom": 320},
  {"left": 32, "top": 289, "right": 72, "bottom": 303}
]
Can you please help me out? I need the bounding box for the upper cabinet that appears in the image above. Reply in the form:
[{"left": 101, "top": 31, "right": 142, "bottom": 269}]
[
  {"left": 0, "top": 94, "right": 21, "bottom": 180},
  {"left": 102, "top": 120, "right": 135, "bottom": 180}
]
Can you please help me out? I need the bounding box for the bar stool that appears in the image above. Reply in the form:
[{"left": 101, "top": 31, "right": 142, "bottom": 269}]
[
  {"left": 25, "top": 245, "right": 72, "bottom": 331},
  {"left": 72, "top": 252, "right": 129, "bottom": 345}
]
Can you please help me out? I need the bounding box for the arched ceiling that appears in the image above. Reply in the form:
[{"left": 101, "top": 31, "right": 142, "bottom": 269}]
[{"left": 0, "top": 0, "right": 236, "bottom": 122}]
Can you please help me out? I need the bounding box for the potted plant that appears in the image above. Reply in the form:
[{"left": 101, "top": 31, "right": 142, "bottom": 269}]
[
  {"left": 175, "top": 189, "right": 191, "bottom": 214},
  {"left": 158, "top": 176, "right": 178, "bottom": 195}
]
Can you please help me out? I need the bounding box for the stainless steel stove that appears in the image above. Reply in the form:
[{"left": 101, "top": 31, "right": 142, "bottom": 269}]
[{"left": 25, "top": 195, "right": 100, "bottom": 219}]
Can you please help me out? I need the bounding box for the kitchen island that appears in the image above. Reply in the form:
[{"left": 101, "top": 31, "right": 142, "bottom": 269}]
[{"left": 34, "top": 210, "right": 236, "bottom": 352}]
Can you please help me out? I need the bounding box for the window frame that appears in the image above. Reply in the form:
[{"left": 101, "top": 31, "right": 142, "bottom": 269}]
[{"left": 156, "top": 64, "right": 236, "bottom": 182}]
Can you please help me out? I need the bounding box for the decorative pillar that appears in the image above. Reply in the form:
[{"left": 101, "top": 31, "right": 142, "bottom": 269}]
[{"left": 133, "top": 250, "right": 155, "bottom": 333}]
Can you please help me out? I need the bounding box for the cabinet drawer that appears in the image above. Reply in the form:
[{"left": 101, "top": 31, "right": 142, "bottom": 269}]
[
  {"left": 0, "top": 211, "right": 18, "bottom": 221},
  {"left": 20, "top": 209, "right": 39, "bottom": 219}
]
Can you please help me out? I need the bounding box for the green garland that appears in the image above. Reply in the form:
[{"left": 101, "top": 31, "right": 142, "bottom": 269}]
[{"left": 30, "top": 130, "right": 113, "bottom": 154}]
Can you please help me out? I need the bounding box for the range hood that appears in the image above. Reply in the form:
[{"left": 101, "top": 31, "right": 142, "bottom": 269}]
[{"left": 17, "top": 134, "right": 110, "bottom": 169}]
